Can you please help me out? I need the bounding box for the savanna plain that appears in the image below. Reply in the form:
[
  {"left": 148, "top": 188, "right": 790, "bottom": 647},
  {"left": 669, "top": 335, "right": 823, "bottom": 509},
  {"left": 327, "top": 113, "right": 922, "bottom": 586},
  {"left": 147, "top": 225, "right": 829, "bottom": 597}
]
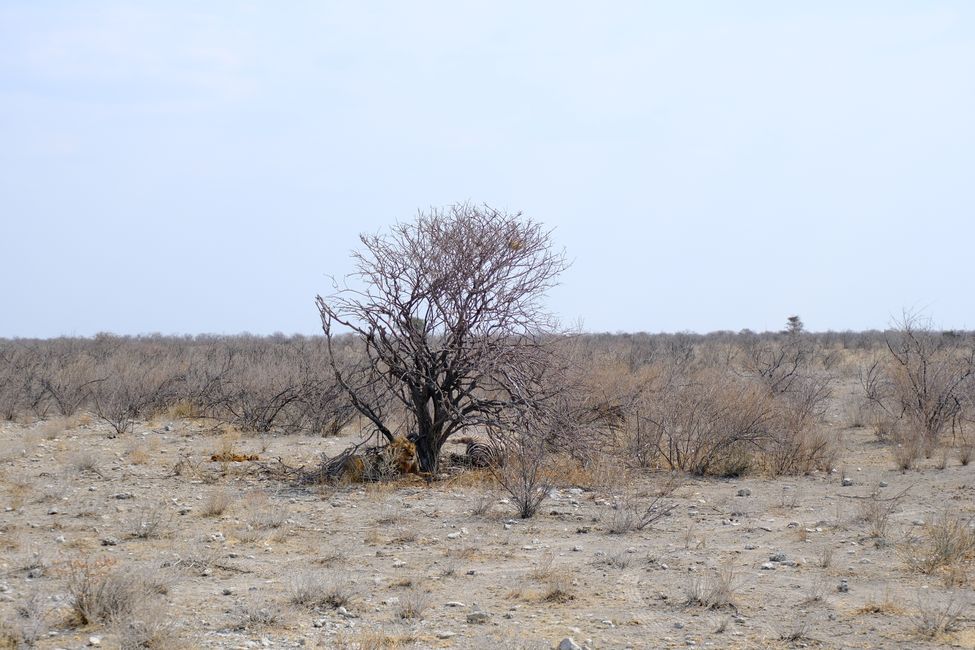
[{"left": 1, "top": 329, "right": 973, "bottom": 649}]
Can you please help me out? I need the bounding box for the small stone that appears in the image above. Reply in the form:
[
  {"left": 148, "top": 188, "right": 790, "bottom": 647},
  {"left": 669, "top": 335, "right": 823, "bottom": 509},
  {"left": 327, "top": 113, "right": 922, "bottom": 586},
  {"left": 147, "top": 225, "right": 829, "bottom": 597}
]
[
  {"left": 222, "top": 588, "right": 233, "bottom": 596},
  {"left": 467, "top": 610, "right": 490, "bottom": 624},
  {"left": 445, "top": 601, "right": 466, "bottom": 608},
  {"left": 55, "top": 535, "right": 66, "bottom": 544},
  {"left": 841, "top": 478, "right": 854, "bottom": 487},
  {"left": 837, "top": 580, "right": 849, "bottom": 593},
  {"left": 88, "top": 636, "right": 102, "bottom": 647},
  {"left": 436, "top": 631, "right": 456, "bottom": 639},
  {"left": 878, "top": 481, "right": 888, "bottom": 488},
  {"left": 760, "top": 562, "right": 775, "bottom": 570},
  {"left": 114, "top": 492, "right": 134, "bottom": 499},
  {"left": 392, "top": 560, "right": 406, "bottom": 568},
  {"left": 769, "top": 552, "right": 787, "bottom": 563},
  {"left": 572, "top": 545, "right": 583, "bottom": 552},
  {"left": 446, "top": 532, "right": 461, "bottom": 539},
  {"left": 736, "top": 488, "right": 751, "bottom": 497},
  {"left": 557, "top": 638, "right": 583, "bottom": 650},
  {"left": 787, "top": 522, "right": 799, "bottom": 529},
  {"left": 100, "top": 537, "right": 119, "bottom": 546},
  {"left": 48, "top": 507, "right": 58, "bottom": 515}
]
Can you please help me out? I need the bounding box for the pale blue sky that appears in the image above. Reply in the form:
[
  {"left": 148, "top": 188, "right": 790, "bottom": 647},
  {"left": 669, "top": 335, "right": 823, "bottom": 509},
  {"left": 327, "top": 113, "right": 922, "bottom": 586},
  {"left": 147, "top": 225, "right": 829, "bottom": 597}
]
[{"left": 1, "top": 2, "right": 972, "bottom": 337}]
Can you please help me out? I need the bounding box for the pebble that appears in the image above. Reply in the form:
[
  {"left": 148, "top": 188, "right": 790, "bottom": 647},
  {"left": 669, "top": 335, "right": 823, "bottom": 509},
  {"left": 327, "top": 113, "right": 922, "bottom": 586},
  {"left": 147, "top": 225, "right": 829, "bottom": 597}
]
[
  {"left": 100, "top": 537, "right": 119, "bottom": 546},
  {"left": 760, "top": 562, "right": 775, "bottom": 570},
  {"left": 838, "top": 579, "right": 849, "bottom": 593},
  {"left": 446, "top": 532, "right": 461, "bottom": 539},
  {"left": 841, "top": 478, "right": 854, "bottom": 487},
  {"left": 769, "top": 552, "right": 787, "bottom": 563},
  {"left": 444, "top": 601, "right": 466, "bottom": 608},
  {"left": 736, "top": 488, "right": 751, "bottom": 497},
  {"left": 88, "top": 636, "right": 102, "bottom": 647},
  {"left": 558, "top": 638, "right": 583, "bottom": 650},
  {"left": 878, "top": 481, "right": 888, "bottom": 488},
  {"left": 467, "top": 610, "right": 490, "bottom": 624},
  {"left": 437, "top": 631, "right": 456, "bottom": 639}
]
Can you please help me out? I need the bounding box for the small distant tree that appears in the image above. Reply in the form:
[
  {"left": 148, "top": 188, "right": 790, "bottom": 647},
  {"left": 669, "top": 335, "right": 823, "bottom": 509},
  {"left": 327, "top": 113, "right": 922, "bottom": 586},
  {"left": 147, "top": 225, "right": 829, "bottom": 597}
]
[
  {"left": 316, "top": 203, "right": 568, "bottom": 473},
  {"left": 784, "top": 315, "right": 804, "bottom": 337}
]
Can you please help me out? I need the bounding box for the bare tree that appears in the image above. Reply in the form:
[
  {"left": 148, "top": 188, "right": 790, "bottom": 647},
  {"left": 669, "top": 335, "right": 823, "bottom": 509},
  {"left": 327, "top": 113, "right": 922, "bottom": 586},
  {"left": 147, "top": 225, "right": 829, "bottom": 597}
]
[
  {"left": 863, "top": 312, "right": 974, "bottom": 448},
  {"left": 316, "top": 203, "right": 568, "bottom": 473}
]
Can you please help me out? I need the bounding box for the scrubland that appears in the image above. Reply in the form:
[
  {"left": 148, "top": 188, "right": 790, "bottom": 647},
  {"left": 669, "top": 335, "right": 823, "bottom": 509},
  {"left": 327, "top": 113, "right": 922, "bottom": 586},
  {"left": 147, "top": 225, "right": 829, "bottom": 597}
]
[{"left": 1, "top": 326, "right": 974, "bottom": 649}]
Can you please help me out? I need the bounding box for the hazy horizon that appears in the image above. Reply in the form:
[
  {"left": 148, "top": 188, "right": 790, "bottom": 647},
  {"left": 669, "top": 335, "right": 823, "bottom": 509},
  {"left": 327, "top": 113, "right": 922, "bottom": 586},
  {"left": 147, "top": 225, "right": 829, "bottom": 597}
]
[{"left": 2, "top": 2, "right": 973, "bottom": 338}]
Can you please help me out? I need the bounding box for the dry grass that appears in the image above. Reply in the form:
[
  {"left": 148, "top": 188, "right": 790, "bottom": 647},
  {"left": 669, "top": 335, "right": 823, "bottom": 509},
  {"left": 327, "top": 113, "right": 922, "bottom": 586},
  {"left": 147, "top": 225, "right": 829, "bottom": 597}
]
[
  {"left": 66, "top": 558, "right": 155, "bottom": 626},
  {"left": 288, "top": 570, "right": 353, "bottom": 610},
  {"left": 683, "top": 562, "right": 739, "bottom": 610},
  {"left": 68, "top": 449, "right": 103, "bottom": 476},
  {"left": 113, "top": 608, "right": 180, "bottom": 650},
  {"left": 200, "top": 489, "right": 233, "bottom": 517},
  {"left": 911, "top": 593, "right": 966, "bottom": 639},
  {"left": 395, "top": 587, "right": 431, "bottom": 620},
  {"left": 128, "top": 503, "right": 171, "bottom": 539},
  {"left": 333, "top": 630, "right": 422, "bottom": 649},
  {"left": 233, "top": 593, "right": 283, "bottom": 629},
  {"left": 902, "top": 509, "right": 975, "bottom": 575},
  {"left": 853, "top": 587, "right": 903, "bottom": 616}
]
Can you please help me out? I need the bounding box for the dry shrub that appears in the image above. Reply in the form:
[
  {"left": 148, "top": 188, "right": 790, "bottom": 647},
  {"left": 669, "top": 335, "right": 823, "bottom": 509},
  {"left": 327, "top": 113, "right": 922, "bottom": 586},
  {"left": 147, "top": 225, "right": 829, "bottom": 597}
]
[
  {"left": 66, "top": 558, "right": 155, "bottom": 626},
  {"left": 200, "top": 490, "right": 233, "bottom": 518},
  {"left": 113, "top": 609, "right": 179, "bottom": 650},
  {"left": 638, "top": 368, "right": 774, "bottom": 476},
  {"left": 522, "top": 554, "right": 575, "bottom": 604},
  {"left": 861, "top": 315, "right": 974, "bottom": 451},
  {"left": 395, "top": 588, "right": 431, "bottom": 620},
  {"left": 856, "top": 487, "right": 909, "bottom": 542},
  {"left": 494, "top": 429, "right": 552, "bottom": 519},
  {"left": 902, "top": 509, "right": 975, "bottom": 575},
  {"left": 912, "top": 593, "right": 966, "bottom": 639},
  {"left": 1, "top": 591, "right": 48, "bottom": 647},
  {"left": 69, "top": 450, "right": 104, "bottom": 476},
  {"left": 233, "top": 594, "right": 282, "bottom": 629},
  {"left": 333, "top": 630, "right": 421, "bottom": 650},
  {"left": 128, "top": 503, "right": 171, "bottom": 539},
  {"left": 288, "top": 570, "right": 353, "bottom": 610},
  {"left": 683, "top": 562, "right": 739, "bottom": 610},
  {"left": 606, "top": 482, "right": 678, "bottom": 534},
  {"left": 958, "top": 433, "right": 973, "bottom": 466},
  {"left": 890, "top": 424, "right": 924, "bottom": 471}
]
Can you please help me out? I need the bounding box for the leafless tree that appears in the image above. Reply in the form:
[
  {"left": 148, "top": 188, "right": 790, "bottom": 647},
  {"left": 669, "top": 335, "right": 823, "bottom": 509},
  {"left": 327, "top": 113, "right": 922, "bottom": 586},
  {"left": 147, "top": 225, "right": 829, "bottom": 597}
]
[
  {"left": 316, "top": 203, "right": 568, "bottom": 473},
  {"left": 863, "top": 312, "right": 974, "bottom": 447}
]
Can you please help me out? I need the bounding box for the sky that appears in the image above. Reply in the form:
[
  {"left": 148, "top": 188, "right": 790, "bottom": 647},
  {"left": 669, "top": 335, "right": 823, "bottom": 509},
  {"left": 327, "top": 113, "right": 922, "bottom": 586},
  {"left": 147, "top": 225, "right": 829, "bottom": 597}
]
[{"left": 1, "top": 2, "right": 973, "bottom": 337}]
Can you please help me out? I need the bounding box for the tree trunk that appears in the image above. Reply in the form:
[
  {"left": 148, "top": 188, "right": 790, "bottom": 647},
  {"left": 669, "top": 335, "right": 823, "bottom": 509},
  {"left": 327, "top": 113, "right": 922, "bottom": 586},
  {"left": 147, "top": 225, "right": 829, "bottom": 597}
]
[{"left": 415, "top": 434, "right": 441, "bottom": 474}]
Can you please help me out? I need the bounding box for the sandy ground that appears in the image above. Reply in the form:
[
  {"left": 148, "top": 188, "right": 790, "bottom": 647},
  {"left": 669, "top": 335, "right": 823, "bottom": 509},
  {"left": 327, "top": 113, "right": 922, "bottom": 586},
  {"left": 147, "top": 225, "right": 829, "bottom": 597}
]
[{"left": 1, "top": 405, "right": 973, "bottom": 649}]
